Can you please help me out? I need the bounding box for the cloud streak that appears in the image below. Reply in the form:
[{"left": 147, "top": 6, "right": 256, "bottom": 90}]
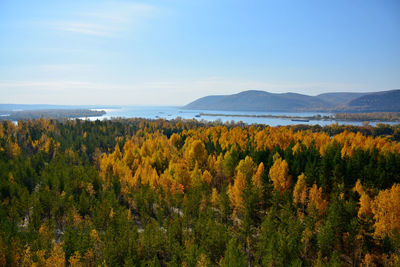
[
  {"left": 51, "top": 2, "right": 157, "bottom": 37},
  {"left": 55, "top": 22, "right": 115, "bottom": 37}
]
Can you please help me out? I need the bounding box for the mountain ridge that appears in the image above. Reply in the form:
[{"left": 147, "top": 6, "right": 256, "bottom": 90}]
[{"left": 183, "top": 89, "right": 400, "bottom": 112}]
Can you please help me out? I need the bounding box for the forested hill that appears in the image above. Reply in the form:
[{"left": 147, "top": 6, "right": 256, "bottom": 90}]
[
  {"left": 184, "top": 89, "right": 400, "bottom": 112},
  {"left": 336, "top": 90, "right": 400, "bottom": 112},
  {"left": 184, "top": 90, "right": 332, "bottom": 112},
  {"left": 314, "top": 92, "right": 368, "bottom": 106},
  {"left": 1, "top": 118, "right": 400, "bottom": 266}
]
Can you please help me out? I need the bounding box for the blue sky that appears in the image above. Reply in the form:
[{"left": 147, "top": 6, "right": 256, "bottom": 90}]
[{"left": 0, "top": 0, "right": 399, "bottom": 105}]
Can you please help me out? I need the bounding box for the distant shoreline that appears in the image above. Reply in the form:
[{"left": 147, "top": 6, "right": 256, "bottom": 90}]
[
  {"left": 199, "top": 112, "right": 400, "bottom": 122},
  {"left": 0, "top": 109, "right": 106, "bottom": 121}
]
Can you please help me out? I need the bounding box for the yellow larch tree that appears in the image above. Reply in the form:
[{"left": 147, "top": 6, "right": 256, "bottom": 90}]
[
  {"left": 236, "top": 156, "right": 256, "bottom": 179},
  {"left": 190, "top": 163, "right": 202, "bottom": 188},
  {"left": 46, "top": 243, "right": 65, "bottom": 267},
  {"left": 21, "top": 245, "right": 34, "bottom": 267},
  {"left": 202, "top": 170, "right": 212, "bottom": 185},
  {"left": 252, "top": 162, "right": 265, "bottom": 201},
  {"left": 255, "top": 129, "right": 269, "bottom": 151},
  {"left": 168, "top": 160, "right": 190, "bottom": 188},
  {"left": 159, "top": 171, "right": 178, "bottom": 195},
  {"left": 196, "top": 253, "right": 211, "bottom": 267},
  {"left": 211, "top": 188, "right": 220, "bottom": 208},
  {"left": 292, "top": 142, "right": 302, "bottom": 155},
  {"left": 133, "top": 159, "right": 159, "bottom": 189},
  {"left": 68, "top": 251, "right": 82, "bottom": 267},
  {"left": 293, "top": 173, "right": 308, "bottom": 206},
  {"left": 361, "top": 253, "right": 376, "bottom": 267},
  {"left": 371, "top": 183, "right": 400, "bottom": 239},
  {"left": 187, "top": 139, "right": 207, "bottom": 168},
  {"left": 34, "top": 250, "right": 47, "bottom": 267},
  {"left": 6, "top": 138, "right": 21, "bottom": 158},
  {"left": 213, "top": 153, "right": 227, "bottom": 188},
  {"left": 252, "top": 162, "right": 264, "bottom": 192},
  {"left": 228, "top": 171, "right": 246, "bottom": 215},
  {"left": 112, "top": 143, "right": 122, "bottom": 160},
  {"left": 308, "top": 184, "right": 327, "bottom": 216},
  {"left": 353, "top": 179, "right": 373, "bottom": 219},
  {"left": 269, "top": 153, "right": 292, "bottom": 193},
  {"left": 170, "top": 133, "right": 181, "bottom": 147},
  {"left": 123, "top": 139, "right": 140, "bottom": 170}
]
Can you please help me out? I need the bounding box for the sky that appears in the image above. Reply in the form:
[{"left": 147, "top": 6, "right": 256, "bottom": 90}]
[{"left": 0, "top": 0, "right": 399, "bottom": 106}]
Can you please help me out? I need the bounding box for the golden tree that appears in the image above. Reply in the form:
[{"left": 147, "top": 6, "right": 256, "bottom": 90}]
[
  {"left": 202, "top": 170, "right": 212, "bottom": 185},
  {"left": 371, "top": 184, "right": 400, "bottom": 239},
  {"left": 190, "top": 163, "right": 203, "bottom": 188},
  {"left": 353, "top": 180, "right": 373, "bottom": 219},
  {"left": 228, "top": 172, "right": 246, "bottom": 215},
  {"left": 211, "top": 188, "right": 220, "bottom": 208},
  {"left": 269, "top": 153, "right": 291, "bottom": 193},
  {"left": 46, "top": 243, "right": 65, "bottom": 267},
  {"left": 170, "top": 133, "right": 181, "bottom": 147},
  {"left": 187, "top": 139, "right": 207, "bottom": 168},
  {"left": 236, "top": 156, "right": 256, "bottom": 180},
  {"left": 112, "top": 143, "right": 122, "bottom": 160},
  {"left": 69, "top": 251, "right": 82, "bottom": 267},
  {"left": 252, "top": 162, "right": 264, "bottom": 191},
  {"left": 293, "top": 173, "right": 308, "bottom": 206},
  {"left": 308, "top": 184, "right": 327, "bottom": 216},
  {"left": 6, "top": 138, "right": 21, "bottom": 158},
  {"left": 133, "top": 159, "right": 159, "bottom": 189}
]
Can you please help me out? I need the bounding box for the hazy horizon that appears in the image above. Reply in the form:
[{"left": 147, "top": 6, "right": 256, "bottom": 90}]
[
  {"left": 1, "top": 0, "right": 399, "bottom": 105},
  {"left": 1, "top": 89, "right": 400, "bottom": 107}
]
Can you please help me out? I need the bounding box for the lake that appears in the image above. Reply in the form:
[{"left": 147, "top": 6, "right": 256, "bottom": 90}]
[{"left": 82, "top": 106, "right": 398, "bottom": 127}]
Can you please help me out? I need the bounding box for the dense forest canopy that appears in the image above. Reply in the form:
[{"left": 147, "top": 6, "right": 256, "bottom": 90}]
[{"left": 0, "top": 118, "right": 399, "bottom": 266}]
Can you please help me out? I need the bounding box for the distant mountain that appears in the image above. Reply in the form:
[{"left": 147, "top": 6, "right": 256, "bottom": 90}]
[
  {"left": 315, "top": 92, "right": 368, "bottom": 106},
  {"left": 182, "top": 95, "right": 226, "bottom": 110},
  {"left": 184, "top": 90, "right": 333, "bottom": 112},
  {"left": 337, "top": 90, "right": 400, "bottom": 112},
  {"left": 183, "top": 89, "right": 400, "bottom": 112}
]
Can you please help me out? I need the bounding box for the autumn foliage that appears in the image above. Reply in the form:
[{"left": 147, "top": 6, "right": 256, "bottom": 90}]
[
  {"left": 0, "top": 118, "right": 399, "bottom": 266},
  {"left": 269, "top": 153, "right": 292, "bottom": 193}
]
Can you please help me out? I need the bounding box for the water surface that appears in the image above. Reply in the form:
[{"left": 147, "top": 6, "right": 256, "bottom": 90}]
[{"left": 82, "top": 106, "right": 398, "bottom": 127}]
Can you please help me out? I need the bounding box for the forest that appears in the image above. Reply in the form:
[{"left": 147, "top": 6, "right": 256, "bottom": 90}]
[
  {"left": 200, "top": 112, "right": 400, "bottom": 123},
  {"left": 0, "top": 118, "right": 399, "bottom": 266},
  {"left": 0, "top": 109, "right": 106, "bottom": 121}
]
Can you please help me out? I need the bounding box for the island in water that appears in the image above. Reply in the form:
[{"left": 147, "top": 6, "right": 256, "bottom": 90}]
[{"left": 0, "top": 109, "right": 106, "bottom": 121}]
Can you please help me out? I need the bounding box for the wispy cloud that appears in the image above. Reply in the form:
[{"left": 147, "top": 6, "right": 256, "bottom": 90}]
[
  {"left": 51, "top": 2, "right": 157, "bottom": 37},
  {"left": 55, "top": 22, "right": 115, "bottom": 37},
  {"left": 35, "top": 64, "right": 96, "bottom": 72}
]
